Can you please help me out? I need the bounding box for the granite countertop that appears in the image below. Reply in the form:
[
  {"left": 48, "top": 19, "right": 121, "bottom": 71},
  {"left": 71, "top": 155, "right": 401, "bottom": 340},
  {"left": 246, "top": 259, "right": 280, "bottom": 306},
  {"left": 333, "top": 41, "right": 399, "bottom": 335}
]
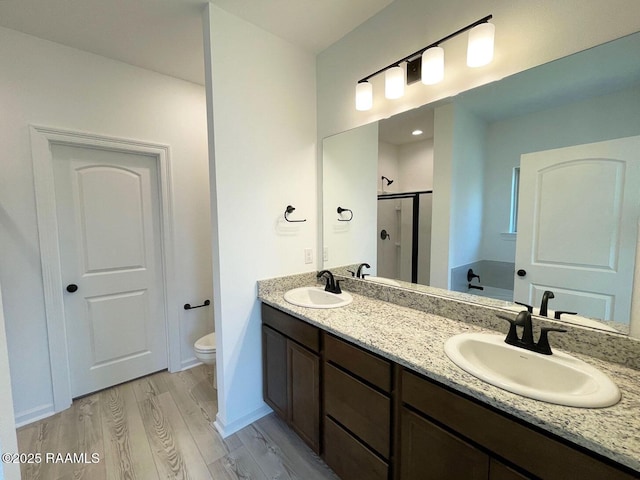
[{"left": 259, "top": 285, "right": 640, "bottom": 473}]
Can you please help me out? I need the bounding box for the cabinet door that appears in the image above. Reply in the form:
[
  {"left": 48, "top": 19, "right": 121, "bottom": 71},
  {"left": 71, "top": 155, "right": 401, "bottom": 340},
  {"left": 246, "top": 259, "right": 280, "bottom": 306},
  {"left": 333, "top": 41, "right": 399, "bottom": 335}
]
[
  {"left": 262, "top": 325, "right": 287, "bottom": 419},
  {"left": 288, "top": 341, "right": 320, "bottom": 453},
  {"left": 490, "top": 459, "right": 530, "bottom": 480},
  {"left": 401, "top": 407, "right": 489, "bottom": 480},
  {"left": 324, "top": 416, "right": 388, "bottom": 480}
]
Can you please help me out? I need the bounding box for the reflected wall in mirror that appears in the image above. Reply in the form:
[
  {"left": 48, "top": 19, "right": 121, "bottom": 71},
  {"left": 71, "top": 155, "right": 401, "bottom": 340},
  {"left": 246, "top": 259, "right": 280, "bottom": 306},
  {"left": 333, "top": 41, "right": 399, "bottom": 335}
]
[{"left": 322, "top": 32, "right": 640, "bottom": 336}]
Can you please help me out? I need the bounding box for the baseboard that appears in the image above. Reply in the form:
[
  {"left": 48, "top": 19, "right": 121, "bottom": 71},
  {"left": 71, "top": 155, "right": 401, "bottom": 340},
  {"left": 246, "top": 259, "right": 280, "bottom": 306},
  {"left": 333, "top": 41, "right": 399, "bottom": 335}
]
[
  {"left": 15, "top": 403, "right": 55, "bottom": 428},
  {"left": 180, "top": 357, "right": 202, "bottom": 371},
  {"left": 213, "top": 404, "right": 272, "bottom": 438}
]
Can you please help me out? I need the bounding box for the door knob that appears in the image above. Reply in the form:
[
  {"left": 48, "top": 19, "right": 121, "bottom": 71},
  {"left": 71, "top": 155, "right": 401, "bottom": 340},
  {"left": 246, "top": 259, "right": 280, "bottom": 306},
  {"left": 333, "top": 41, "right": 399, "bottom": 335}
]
[
  {"left": 516, "top": 269, "right": 527, "bottom": 277},
  {"left": 66, "top": 284, "right": 78, "bottom": 293}
]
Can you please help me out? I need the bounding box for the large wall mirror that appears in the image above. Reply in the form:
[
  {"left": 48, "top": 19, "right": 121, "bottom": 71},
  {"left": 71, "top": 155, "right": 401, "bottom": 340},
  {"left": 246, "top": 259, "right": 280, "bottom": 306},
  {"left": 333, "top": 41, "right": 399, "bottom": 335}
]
[{"left": 322, "top": 32, "right": 640, "bottom": 336}]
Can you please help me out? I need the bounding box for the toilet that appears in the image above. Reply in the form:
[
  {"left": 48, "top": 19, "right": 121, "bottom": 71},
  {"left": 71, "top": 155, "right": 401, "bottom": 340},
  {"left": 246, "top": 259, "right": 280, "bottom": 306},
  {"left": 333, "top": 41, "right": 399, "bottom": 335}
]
[{"left": 194, "top": 332, "right": 216, "bottom": 365}]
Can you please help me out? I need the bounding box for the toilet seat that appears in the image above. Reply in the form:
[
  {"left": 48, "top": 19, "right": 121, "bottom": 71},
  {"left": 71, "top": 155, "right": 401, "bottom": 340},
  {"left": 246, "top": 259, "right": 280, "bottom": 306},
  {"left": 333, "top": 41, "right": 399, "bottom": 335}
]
[{"left": 194, "top": 332, "right": 216, "bottom": 353}]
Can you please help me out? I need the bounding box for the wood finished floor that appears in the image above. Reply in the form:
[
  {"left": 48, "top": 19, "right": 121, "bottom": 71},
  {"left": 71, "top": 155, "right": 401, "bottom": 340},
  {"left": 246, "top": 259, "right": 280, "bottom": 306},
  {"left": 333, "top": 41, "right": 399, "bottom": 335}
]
[{"left": 17, "top": 365, "right": 339, "bottom": 480}]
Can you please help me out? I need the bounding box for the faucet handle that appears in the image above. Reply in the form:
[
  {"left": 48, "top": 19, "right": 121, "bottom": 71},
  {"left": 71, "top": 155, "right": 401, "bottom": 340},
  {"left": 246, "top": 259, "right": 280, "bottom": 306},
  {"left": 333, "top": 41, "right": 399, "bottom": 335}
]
[
  {"left": 334, "top": 280, "right": 342, "bottom": 294},
  {"left": 536, "top": 327, "right": 567, "bottom": 355},
  {"left": 496, "top": 314, "right": 520, "bottom": 345},
  {"left": 554, "top": 310, "right": 577, "bottom": 320}
]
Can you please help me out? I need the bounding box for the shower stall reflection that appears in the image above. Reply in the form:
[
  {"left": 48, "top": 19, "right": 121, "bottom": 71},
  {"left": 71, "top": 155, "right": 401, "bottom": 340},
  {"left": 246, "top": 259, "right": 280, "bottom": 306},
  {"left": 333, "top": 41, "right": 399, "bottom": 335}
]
[{"left": 377, "top": 190, "right": 432, "bottom": 285}]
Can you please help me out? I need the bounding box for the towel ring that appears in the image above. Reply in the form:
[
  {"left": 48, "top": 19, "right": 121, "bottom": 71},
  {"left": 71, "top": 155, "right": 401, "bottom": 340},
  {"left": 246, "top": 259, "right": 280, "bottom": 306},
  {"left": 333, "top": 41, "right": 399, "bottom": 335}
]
[
  {"left": 284, "top": 205, "right": 306, "bottom": 223},
  {"left": 337, "top": 206, "right": 353, "bottom": 221}
]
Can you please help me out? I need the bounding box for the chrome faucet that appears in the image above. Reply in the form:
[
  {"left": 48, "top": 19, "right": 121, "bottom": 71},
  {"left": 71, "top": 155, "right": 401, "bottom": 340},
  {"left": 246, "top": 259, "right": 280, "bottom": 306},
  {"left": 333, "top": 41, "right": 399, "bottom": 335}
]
[
  {"left": 540, "top": 290, "right": 555, "bottom": 317},
  {"left": 317, "top": 270, "right": 342, "bottom": 294},
  {"left": 497, "top": 311, "right": 566, "bottom": 355},
  {"left": 356, "top": 263, "right": 370, "bottom": 279}
]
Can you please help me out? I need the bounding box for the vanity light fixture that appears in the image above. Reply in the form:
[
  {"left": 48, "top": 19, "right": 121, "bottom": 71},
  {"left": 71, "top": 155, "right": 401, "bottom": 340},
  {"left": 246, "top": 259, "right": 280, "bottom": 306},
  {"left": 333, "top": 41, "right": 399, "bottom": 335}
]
[{"left": 355, "top": 15, "right": 494, "bottom": 111}]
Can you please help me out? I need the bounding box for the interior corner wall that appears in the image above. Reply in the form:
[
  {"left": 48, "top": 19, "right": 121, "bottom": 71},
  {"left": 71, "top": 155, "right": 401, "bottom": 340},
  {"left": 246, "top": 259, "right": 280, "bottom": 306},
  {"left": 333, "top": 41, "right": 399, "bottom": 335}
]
[
  {"left": 449, "top": 104, "right": 486, "bottom": 269},
  {"left": 431, "top": 104, "right": 455, "bottom": 288},
  {"left": 0, "top": 26, "right": 212, "bottom": 425},
  {"left": 317, "top": 0, "right": 640, "bottom": 141},
  {"left": 431, "top": 103, "right": 485, "bottom": 288},
  {"left": 204, "top": 5, "right": 317, "bottom": 436}
]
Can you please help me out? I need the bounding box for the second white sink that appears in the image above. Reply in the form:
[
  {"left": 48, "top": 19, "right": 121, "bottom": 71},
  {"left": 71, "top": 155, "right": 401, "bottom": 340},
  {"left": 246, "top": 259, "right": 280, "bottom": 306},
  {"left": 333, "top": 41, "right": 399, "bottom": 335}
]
[
  {"left": 444, "top": 333, "right": 620, "bottom": 408},
  {"left": 284, "top": 286, "right": 353, "bottom": 309}
]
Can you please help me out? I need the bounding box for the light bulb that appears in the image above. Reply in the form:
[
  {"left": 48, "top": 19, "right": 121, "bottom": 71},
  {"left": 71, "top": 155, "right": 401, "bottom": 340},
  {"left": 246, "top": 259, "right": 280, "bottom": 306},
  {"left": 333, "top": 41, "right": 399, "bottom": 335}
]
[
  {"left": 355, "top": 82, "right": 373, "bottom": 111},
  {"left": 467, "top": 22, "right": 495, "bottom": 67},
  {"left": 385, "top": 66, "right": 405, "bottom": 99},
  {"left": 421, "top": 47, "right": 444, "bottom": 85}
]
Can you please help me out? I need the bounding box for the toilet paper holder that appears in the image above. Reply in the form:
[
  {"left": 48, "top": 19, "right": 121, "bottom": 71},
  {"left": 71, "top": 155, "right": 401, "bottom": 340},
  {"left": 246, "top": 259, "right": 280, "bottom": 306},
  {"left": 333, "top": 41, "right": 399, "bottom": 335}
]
[{"left": 184, "top": 299, "right": 211, "bottom": 310}]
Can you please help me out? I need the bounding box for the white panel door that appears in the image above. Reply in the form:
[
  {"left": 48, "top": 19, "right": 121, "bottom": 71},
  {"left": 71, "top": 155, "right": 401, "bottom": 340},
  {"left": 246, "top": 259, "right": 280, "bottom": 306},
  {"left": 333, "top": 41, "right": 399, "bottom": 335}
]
[
  {"left": 52, "top": 144, "right": 167, "bottom": 397},
  {"left": 515, "top": 136, "right": 640, "bottom": 323}
]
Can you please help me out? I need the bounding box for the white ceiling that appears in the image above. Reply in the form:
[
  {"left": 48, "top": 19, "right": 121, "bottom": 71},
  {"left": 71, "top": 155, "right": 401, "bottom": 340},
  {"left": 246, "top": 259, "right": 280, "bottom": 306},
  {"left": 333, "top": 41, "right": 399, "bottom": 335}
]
[{"left": 0, "top": 0, "right": 393, "bottom": 85}]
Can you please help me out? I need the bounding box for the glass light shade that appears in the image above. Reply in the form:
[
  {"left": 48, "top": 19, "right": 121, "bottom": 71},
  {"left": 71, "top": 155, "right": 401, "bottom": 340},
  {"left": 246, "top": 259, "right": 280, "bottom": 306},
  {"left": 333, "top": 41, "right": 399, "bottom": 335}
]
[
  {"left": 385, "top": 66, "right": 405, "bottom": 99},
  {"left": 421, "top": 46, "right": 444, "bottom": 85},
  {"left": 355, "top": 82, "right": 373, "bottom": 111},
  {"left": 467, "top": 22, "right": 495, "bottom": 67}
]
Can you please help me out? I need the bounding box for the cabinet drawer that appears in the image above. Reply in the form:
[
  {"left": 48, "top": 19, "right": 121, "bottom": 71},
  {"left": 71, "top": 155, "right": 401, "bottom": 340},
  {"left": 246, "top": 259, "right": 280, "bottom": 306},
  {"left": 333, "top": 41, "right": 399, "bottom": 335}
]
[
  {"left": 402, "top": 370, "right": 635, "bottom": 480},
  {"left": 324, "top": 333, "right": 391, "bottom": 392},
  {"left": 401, "top": 407, "right": 489, "bottom": 480},
  {"left": 324, "top": 416, "right": 388, "bottom": 480},
  {"left": 325, "top": 363, "right": 390, "bottom": 458},
  {"left": 261, "top": 303, "right": 319, "bottom": 352},
  {"left": 490, "top": 459, "right": 530, "bottom": 480}
]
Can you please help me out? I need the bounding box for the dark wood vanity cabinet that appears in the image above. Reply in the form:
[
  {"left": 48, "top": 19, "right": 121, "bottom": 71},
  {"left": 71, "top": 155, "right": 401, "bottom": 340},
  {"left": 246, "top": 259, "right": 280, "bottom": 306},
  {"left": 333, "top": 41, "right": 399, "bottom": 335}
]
[
  {"left": 323, "top": 334, "right": 393, "bottom": 480},
  {"left": 401, "top": 370, "right": 636, "bottom": 480},
  {"left": 261, "top": 304, "right": 320, "bottom": 453},
  {"left": 261, "top": 304, "right": 637, "bottom": 480},
  {"left": 400, "top": 406, "right": 527, "bottom": 480}
]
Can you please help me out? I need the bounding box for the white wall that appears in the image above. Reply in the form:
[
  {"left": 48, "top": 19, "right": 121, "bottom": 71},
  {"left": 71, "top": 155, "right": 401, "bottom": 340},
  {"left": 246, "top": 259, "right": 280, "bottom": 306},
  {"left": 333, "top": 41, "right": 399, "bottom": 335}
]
[
  {"left": 378, "top": 141, "right": 399, "bottom": 193},
  {"left": 323, "top": 123, "right": 378, "bottom": 269},
  {"left": 0, "top": 27, "right": 212, "bottom": 425},
  {"left": 398, "top": 140, "right": 434, "bottom": 191},
  {"left": 204, "top": 5, "right": 317, "bottom": 436},
  {"left": 0, "top": 286, "right": 19, "bottom": 480},
  {"left": 317, "top": 0, "right": 640, "bottom": 140}
]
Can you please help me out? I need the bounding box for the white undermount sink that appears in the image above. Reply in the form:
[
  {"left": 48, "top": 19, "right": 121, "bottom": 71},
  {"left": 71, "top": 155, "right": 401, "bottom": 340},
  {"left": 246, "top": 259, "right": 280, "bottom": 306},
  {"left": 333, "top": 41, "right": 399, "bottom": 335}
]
[
  {"left": 284, "top": 286, "right": 353, "bottom": 309},
  {"left": 444, "top": 333, "right": 621, "bottom": 408}
]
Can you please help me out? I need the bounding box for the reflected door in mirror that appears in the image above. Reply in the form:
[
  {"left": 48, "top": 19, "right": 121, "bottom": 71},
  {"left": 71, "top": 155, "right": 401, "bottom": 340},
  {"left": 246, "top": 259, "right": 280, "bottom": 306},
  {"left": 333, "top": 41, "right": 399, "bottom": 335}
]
[{"left": 515, "top": 136, "right": 640, "bottom": 325}]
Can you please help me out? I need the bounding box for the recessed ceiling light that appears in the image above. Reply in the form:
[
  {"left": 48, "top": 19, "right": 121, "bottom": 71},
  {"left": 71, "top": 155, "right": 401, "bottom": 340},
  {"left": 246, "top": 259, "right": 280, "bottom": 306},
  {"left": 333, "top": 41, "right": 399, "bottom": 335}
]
[{"left": 412, "top": 129, "right": 423, "bottom": 136}]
